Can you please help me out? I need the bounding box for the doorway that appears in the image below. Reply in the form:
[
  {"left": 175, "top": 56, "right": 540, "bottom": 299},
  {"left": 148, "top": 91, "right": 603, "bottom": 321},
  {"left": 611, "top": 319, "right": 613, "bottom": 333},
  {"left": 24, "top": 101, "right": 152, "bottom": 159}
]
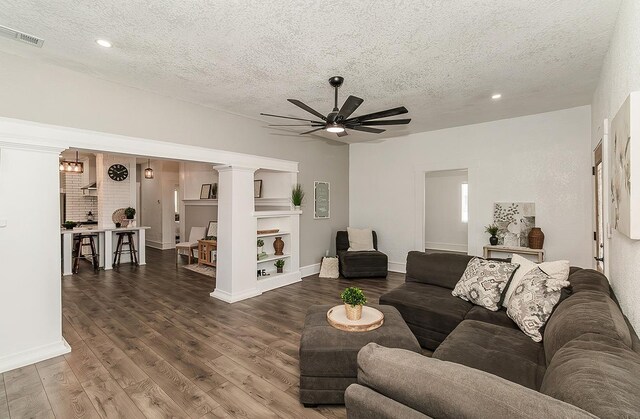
[
  {"left": 424, "top": 169, "right": 469, "bottom": 254},
  {"left": 594, "top": 142, "right": 605, "bottom": 273}
]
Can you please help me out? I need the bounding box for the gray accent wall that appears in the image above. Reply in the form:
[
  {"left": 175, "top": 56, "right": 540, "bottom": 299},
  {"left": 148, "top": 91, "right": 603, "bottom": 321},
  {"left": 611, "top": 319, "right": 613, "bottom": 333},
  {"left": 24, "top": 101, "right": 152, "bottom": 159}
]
[{"left": 0, "top": 50, "right": 348, "bottom": 267}]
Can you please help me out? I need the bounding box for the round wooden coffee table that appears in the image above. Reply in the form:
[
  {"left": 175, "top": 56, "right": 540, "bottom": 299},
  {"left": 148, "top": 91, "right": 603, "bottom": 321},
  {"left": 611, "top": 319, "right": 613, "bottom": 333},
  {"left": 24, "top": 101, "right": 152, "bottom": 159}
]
[{"left": 326, "top": 305, "right": 385, "bottom": 332}]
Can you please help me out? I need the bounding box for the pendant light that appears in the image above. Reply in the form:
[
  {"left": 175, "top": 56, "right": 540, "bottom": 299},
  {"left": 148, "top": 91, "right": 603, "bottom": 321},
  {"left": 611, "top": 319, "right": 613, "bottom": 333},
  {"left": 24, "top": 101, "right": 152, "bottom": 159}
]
[
  {"left": 144, "top": 159, "right": 154, "bottom": 179},
  {"left": 59, "top": 151, "right": 84, "bottom": 173}
]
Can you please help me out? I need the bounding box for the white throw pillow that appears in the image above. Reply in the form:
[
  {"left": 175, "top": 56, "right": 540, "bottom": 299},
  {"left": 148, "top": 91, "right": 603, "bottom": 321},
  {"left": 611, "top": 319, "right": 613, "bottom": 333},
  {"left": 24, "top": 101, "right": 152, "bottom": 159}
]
[
  {"left": 502, "top": 254, "right": 570, "bottom": 308},
  {"left": 347, "top": 227, "right": 375, "bottom": 251}
]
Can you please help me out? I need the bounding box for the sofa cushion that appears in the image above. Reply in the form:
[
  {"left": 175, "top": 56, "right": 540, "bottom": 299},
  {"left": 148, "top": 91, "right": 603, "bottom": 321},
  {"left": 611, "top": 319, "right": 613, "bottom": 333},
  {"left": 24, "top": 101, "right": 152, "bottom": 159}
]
[
  {"left": 452, "top": 257, "right": 519, "bottom": 311},
  {"left": 541, "top": 333, "right": 640, "bottom": 418},
  {"left": 544, "top": 291, "right": 632, "bottom": 362},
  {"left": 338, "top": 250, "right": 388, "bottom": 278},
  {"left": 405, "top": 251, "right": 472, "bottom": 289},
  {"left": 433, "top": 320, "right": 546, "bottom": 390},
  {"left": 379, "top": 282, "right": 472, "bottom": 350},
  {"left": 506, "top": 267, "right": 569, "bottom": 342},
  {"left": 502, "top": 254, "right": 569, "bottom": 308},
  {"left": 347, "top": 227, "right": 375, "bottom": 251},
  {"left": 567, "top": 268, "right": 610, "bottom": 295},
  {"left": 464, "top": 306, "right": 517, "bottom": 329}
]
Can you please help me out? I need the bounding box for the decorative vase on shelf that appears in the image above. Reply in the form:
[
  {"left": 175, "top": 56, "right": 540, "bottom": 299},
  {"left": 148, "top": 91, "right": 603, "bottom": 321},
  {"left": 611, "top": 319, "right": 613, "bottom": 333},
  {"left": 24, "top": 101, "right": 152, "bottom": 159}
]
[
  {"left": 489, "top": 235, "right": 498, "bottom": 246},
  {"left": 273, "top": 237, "right": 285, "bottom": 255},
  {"left": 257, "top": 246, "right": 263, "bottom": 254},
  {"left": 345, "top": 304, "right": 363, "bottom": 321},
  {"left": 528, "top": 227, "right": 545, "bottom": 249},
  {"left": 294, "top": 205, "right": 301, "bottom": 211}
]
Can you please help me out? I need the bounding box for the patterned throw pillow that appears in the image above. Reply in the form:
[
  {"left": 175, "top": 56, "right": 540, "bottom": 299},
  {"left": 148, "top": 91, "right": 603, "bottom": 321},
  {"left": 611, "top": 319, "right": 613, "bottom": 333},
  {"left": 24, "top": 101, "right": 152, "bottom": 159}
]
[
  {"left": 452, "top": 257, "right": 519, "bottom": 311},
  {"left": 507, "top": 267, "right": 570, "bottom": 342}
]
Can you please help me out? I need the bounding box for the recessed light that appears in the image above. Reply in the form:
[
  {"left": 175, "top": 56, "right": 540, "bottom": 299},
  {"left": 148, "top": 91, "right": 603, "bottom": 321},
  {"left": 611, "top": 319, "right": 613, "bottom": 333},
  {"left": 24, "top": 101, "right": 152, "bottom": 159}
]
[
  {"left": 491, "top": 93, "right": 502, "bottom": 100},
  {"left": 96, "top": 39, "right": 112, "bottom": 48}
]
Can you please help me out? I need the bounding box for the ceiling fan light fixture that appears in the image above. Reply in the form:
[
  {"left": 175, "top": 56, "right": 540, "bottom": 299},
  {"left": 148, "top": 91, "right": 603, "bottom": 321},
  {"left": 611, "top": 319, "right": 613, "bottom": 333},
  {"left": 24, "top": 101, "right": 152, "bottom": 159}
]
[{"left": 326, "top": 124, "right": 345, "bottom": 133}]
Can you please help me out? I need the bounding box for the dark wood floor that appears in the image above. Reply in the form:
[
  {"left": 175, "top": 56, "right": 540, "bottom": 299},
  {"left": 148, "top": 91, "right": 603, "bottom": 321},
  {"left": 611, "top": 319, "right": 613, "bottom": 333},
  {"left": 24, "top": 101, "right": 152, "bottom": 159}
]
[{"left": 0, "top": 248, "right": 404, "bottom": 418}]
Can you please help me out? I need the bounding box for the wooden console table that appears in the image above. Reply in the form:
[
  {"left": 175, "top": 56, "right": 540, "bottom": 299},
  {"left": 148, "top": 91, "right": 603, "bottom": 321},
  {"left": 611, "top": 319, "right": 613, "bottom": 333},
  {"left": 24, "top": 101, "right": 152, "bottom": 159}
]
[
  {"left": 483, "top": 245, "right": 544, "bottom": 263},
  {"left": 197, "top": 239, "right": 217, "bottom": 267}
]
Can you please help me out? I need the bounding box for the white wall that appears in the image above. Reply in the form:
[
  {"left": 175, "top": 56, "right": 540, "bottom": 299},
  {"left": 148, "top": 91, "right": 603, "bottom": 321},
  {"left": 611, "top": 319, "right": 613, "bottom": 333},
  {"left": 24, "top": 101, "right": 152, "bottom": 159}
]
[
  {"left": 96, "top": 153, "right": 137, "bottom": 227},
  {"left": 0, "top": 51, "right": 348, "bottom": 267},
  {"left": 141, "top": 160, "right": 179, "bottom": 249},
  {"left": 350, "top": 106, "right": 593, "bottom": 270},
  {"left": 591, "top": 0, "right": 640, "bottom": 332},
  {"left": 425, "top": 170, "right": 468, "bottom": 252}
]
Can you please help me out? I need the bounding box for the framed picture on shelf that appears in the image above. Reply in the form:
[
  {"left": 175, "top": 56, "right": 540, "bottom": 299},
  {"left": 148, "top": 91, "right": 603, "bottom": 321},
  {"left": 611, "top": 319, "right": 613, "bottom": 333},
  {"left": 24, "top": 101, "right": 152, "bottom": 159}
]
[
  {"left": 207, "top": 220, "right": 218, "bottom": 238},
  {"left": 200, "top": 184, "right": 212, "bottom": 199},
  {"left": 314, "top": 181, "right": 330, "bottom": 219},
  {"left": 254, "top": 180, "right": 263, "bottom": 198}
]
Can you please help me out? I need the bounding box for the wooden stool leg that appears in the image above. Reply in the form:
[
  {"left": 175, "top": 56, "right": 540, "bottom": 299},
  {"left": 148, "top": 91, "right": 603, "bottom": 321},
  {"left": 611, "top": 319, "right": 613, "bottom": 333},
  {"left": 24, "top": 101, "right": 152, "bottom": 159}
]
[
  {"left": 129, "top": 233, "right": 138, "bottom": 266},
  {"left": 114, "top": 234, "right": 123, "bottom": 266},
  {"left": 73, "top": 238, "right": 81, "bottom": 274},
  {"left": 89, "top": 236, "right": 99, "bottom": 272}
]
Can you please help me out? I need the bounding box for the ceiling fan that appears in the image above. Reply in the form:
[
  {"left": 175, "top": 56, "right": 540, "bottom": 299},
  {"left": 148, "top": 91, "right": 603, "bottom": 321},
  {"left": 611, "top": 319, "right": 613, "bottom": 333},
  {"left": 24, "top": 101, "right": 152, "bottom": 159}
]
[{"left": 260, "top": 76, "right": 411, "bottom": 137}]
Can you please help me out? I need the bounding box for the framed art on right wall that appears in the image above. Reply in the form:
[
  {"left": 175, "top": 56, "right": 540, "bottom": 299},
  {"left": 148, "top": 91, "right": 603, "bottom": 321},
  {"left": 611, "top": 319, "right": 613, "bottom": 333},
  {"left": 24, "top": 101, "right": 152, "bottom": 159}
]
[
  {"left": 610, "top": 91, "right": 640, "bottom": 239},
  {"left": 314, "top": 181, "right": 330, "bottom": 219}
]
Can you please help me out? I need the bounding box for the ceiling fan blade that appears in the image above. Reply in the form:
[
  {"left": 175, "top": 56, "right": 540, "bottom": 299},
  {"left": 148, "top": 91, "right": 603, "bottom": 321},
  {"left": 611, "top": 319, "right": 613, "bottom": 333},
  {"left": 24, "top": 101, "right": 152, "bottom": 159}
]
[
  {"left": 287, "top": 99, "right": 327, "bottom": 121},
  {"left": 337, "top": 130, "right": 349, "bottom": 137},
  {"left": 348, "top": 126, "right": 386, "bottom": 134},
  {"left": 300, "top": 127, "right": 325, "bottom": 135},
  {"left": 345, "top": 106, "right": 408, "bottom": 123},
  {"left": 260, "top": 112, "right": 323, "bottom": 123},
  {"left": 336, "top": 95, "right": 364, "bottom": 121},
  {"left": 268, "top": 124, "right": 325, "bottom": 127},
  {"left": 354, "top": 118, "right": 411, "bottom": 126}
]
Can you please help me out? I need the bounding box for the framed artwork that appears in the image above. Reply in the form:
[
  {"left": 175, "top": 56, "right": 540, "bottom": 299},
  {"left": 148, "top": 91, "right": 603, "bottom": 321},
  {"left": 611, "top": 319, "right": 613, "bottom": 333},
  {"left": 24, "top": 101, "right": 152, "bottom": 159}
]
[
  {"left": 610, "top": 92, "right": 640, "bottom": 239},
  {"left": 207, "top": 221, "right": 218, "bottom": 238},
  {"left": 314, "top": 181, "right": 330, "bottom": 219},
  {"left": 254, "top": 180, "right": 263, "bottom": 198},
  {"left": 493, "top": 202, "right": 535, "bottom": 247},
  {"left": 200, "top": 184, "right": 212, "bottom": 199}
]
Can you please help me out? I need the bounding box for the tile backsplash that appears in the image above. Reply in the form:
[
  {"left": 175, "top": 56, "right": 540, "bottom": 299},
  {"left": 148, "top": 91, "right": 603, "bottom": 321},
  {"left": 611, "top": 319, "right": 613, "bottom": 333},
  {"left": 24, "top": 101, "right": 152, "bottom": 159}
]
[{"left": 61, "top": 172, "right": 98, "bottom": 222}]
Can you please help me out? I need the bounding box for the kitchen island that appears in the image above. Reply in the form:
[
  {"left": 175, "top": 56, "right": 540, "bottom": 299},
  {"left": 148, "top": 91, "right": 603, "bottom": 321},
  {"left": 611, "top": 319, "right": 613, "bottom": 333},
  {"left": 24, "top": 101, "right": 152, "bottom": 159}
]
[{"left": 61, "top": 226, "right": 150, "bottom": 275}]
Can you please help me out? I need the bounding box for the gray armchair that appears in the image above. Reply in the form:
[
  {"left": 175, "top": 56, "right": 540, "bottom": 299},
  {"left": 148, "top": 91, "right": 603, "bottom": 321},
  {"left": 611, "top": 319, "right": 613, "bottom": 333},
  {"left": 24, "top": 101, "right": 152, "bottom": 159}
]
[{"left": 336, "top": 230, "right": 388, "bottom": 278}]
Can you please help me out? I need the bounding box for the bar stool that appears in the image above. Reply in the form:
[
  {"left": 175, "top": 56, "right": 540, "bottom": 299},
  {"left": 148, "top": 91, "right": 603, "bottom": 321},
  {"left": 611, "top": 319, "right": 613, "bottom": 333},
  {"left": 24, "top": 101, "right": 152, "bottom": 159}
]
[
  {"left": 113, "top": 231, "right": 139, "bottom": 267},
  {"left": 72, "top": 234, "right": 99, "bottom": 273}
]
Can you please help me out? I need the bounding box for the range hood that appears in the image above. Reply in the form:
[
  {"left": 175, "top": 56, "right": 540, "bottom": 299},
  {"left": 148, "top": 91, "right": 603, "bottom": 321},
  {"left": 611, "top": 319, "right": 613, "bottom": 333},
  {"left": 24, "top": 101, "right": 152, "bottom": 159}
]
[{"left": 81, "top": 182, "right": 97, "bottom": 190}]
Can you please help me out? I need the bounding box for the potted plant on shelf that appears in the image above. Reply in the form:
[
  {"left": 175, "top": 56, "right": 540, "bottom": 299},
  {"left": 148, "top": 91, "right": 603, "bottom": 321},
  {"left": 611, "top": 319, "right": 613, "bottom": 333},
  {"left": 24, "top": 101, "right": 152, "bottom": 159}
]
[
  {"left": 341, "top": 287, "right": 367, "bottom": 321},
  {"left": 274, "top": 259, "right": 285, "bottom": 273},
  {"left": 124, "top": 207, "right": 136, "bottom": 220},
  {"left": 485, "top": 224, "right": 499, "bottom": 245},
  {"left": 62, "top": 221, "right": 77, "bottom": 230},
  {"left": 291, "top": 183, "right": 305, "bottom": 211},
  {"left": 257, "top": 239, "right": 264, "bottom": 254}
]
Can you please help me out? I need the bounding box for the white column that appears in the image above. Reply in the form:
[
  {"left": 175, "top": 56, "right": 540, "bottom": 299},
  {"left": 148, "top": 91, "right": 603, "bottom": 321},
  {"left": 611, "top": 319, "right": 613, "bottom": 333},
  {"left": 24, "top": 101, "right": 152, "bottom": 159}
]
[
  {"left": 0, "top": 143, "right": 71, "bottom": 373},
  {"left": 138, "top": 228, "right": 146, "bottom": 265},
  {"left": 62, "top": 233, "right": 73, "bottom": 276},
  {"left": 210, "top": 165, "right": 260, "bottom": 303}
]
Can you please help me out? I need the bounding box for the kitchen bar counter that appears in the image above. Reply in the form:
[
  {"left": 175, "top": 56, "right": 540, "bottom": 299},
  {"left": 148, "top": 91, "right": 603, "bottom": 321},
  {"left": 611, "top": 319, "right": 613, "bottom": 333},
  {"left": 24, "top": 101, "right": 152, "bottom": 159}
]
[{"left": 61, "top": 226, "right": 150, "bottom": 275}]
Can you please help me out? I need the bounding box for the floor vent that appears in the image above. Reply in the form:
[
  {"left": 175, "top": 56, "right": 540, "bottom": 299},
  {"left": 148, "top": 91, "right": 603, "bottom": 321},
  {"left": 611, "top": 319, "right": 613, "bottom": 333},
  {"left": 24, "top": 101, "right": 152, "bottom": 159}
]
[{"left": 0, "top": 24, "right": 44, "bottom": 47}]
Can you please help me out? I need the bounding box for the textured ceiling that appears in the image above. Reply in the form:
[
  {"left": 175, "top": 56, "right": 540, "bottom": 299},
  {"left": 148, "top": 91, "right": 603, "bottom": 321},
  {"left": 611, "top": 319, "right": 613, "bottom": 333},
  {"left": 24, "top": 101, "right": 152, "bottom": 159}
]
[{"left": 0, "top": 0, "right": 622, "bottom": 143}]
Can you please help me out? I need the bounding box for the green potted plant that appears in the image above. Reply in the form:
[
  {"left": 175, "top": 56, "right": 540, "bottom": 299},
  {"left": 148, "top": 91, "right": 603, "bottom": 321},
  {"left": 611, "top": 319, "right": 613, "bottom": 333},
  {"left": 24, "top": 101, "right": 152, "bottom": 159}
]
[
  {"left": 62, "top": 221, "right": 77, "bottom": 230},
  {"left": 274, "top": 259, "right": 285, "bottom": 273},
  {"left": 257, "top": 238, "right": 264, "bottom": 254},
  {"left": 485, "top": 224, "right": 499, "bottom": 245},
  {"left": 291, "top": 183, "right": 305, "bottom": 210},
  {"left": 341, "top": 287, "right": 367, "bottom": 321},
  {"left": 124, "top": 207, "right": 136, "bottom": 220}
]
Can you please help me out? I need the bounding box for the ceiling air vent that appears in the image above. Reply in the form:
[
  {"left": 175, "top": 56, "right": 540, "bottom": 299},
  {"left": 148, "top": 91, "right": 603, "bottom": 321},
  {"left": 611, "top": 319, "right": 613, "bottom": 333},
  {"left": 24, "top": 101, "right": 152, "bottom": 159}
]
[{"left": 0, "top": 24, "right": 44, "bottom": 47}]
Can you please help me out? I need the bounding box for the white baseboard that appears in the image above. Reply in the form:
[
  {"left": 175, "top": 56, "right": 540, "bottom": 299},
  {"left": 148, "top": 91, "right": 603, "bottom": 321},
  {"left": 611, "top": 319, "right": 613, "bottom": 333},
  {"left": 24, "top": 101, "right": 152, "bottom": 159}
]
[
  {"left": 300, "top": 263, "right": 321, "bottom": 278},
  {"left": 0, "top": 338, "right": 71, "bottom": 374},
  {"left": 147, "top": 240, "right": 175, "bottom": 250},
  {"left": 257, "top": 271, "right": 302, "bottom": 293},
  {"left": 388, "top": 261, "right": 406, "bottom": 273},
  {"left": 424, "top": 241, "right": 468, "bottom": 253},
  {"left": 210, "top": 288, "right": 262, "bottom": 303}
]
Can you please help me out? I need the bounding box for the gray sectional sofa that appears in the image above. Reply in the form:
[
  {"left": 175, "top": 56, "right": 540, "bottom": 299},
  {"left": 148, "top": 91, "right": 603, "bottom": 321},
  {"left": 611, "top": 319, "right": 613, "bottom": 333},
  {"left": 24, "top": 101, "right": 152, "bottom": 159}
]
[{"left": 346, "top": 251, "right": 640, "bottom": 418}]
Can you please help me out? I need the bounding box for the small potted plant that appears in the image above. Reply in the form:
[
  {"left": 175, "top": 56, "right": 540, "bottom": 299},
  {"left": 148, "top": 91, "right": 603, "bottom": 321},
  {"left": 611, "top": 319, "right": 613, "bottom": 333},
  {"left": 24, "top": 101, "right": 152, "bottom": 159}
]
[
  {"left": 341, "top": 287, "right": 367, "bottom": 321},
  {"left": 291, "top": 184, "right": 305, "bottom": 211},
  {"left": 485, "top": 224, "right": 499, "bottom": 245},
  {"left": 257, "top": 239, "right": 264, "bottom": 254},
  {"left": 274, "top": 259, "right": 285, "bottom": 273},
  {"left": 62, "top": 221, "right": 77, "bottom": 230},
  {"left": 124, "top": 207, "right": 136, "bottom": 220}
]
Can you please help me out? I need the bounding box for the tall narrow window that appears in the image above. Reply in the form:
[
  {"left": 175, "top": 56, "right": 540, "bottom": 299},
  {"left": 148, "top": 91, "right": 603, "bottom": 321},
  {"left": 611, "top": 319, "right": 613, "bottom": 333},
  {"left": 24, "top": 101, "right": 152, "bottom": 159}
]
[
  {"left": 174, "top": 189, "right": 179, "bottom": 214},
  {"left": 461, "top": 183, "right": 469, "bottom": 223}
]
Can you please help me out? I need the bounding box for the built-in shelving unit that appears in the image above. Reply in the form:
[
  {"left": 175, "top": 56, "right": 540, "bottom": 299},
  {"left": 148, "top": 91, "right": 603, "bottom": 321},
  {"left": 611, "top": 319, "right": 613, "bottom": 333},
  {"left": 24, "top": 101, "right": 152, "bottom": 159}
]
[
  {"left": 255, "top": 209, "right": 301, "bottom": 293},
  {"left": 183, "top": 198, "right": 218, "bottom": 206}
]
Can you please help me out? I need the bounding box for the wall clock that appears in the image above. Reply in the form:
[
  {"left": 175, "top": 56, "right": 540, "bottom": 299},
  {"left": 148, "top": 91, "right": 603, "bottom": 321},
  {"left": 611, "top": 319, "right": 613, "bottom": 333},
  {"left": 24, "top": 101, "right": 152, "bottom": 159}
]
[{"left": 108, "top": 164, "right": 129, "bottom": 182}]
